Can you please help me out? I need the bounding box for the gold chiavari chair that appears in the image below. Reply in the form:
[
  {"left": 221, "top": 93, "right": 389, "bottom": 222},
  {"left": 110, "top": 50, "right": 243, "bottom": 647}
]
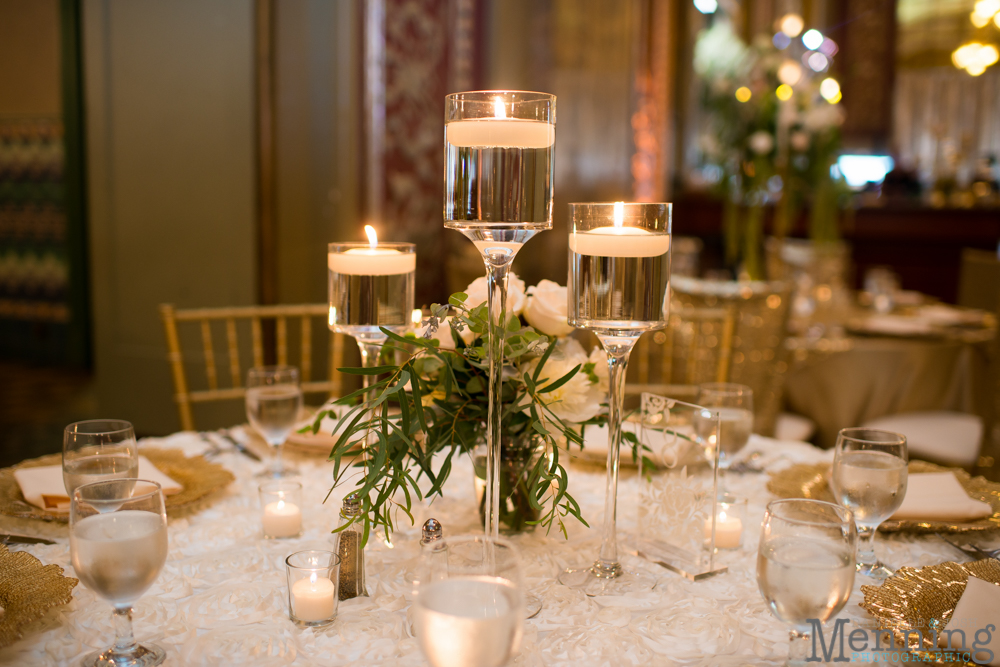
[
  {"left": 627, "top": 305, "right": 737, "bottom": 401},
  {"left": 159, "top": 303, "right": 347, "bottom": 431},
  {"left": 670, "top": 277, "right": 794, "bottom": 437}
]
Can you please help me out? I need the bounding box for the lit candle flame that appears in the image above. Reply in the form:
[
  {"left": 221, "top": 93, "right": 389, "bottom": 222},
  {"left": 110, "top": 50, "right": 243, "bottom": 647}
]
[
  {"left": 328, "top": 307, "right": 336, "bottom": 326},
  {"left": 276, "top": 498, "right": 285, "bottom": 511},
  {"left": 309, "top": 572, "right": 317, "bottom": 585},
  {"left": 719, "top": 511, "right": 728, "bottom": 522},
  {"left": 364, "top": 224, "right": 378, "bottom": 248},
  {"left": 493, "top": 97, "right": 506, "bottom": 119},
  {"left": 613, "top": 201, "right": 625, "bottom": 228},
  {"left": 411, "top": 309, "right": 423, "bottom": 326}
]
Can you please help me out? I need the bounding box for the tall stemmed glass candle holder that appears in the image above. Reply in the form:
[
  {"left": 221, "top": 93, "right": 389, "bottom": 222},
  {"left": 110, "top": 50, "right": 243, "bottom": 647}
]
[
  {"left": 560, "top": 201, "right": 671, "bottom": 595},
  {"left": 444, "top": 91, "right": 555, "bottom": 538}
]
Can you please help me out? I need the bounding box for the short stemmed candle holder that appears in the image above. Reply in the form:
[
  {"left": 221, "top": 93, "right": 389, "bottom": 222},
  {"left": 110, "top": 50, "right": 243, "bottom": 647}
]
[
  {"left": 328, "top": 231, "right": 415, "bottom": 447},
  {"left": 285, "top": 550, "right": 341, "bottom": 627},
  {"left": 259, "top": 480, "right": 303, "bottom": 539},
  {"left": 444, "top": 90, "right": 555, "bottom": 539},
  {"left": 559, "top": 201, "right": 672, "bottom": 596}
]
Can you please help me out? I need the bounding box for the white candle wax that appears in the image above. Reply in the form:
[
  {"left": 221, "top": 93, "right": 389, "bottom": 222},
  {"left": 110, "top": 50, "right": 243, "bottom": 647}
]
[
  {"left": 704, "top": 512, "right": 743, "bottom": 550},
  {"left": 262, "top": 499, "right": 302, "bottom": 538},
  {"left": 291, "top": 574, "right": 336, "bottom": 622},
  {"left": 327, "top": 248, "right": 416, "bottom": 276},
  {"left": 569, "top": 227, "right": 670, "bottom": 258},
  {"left": 446, "top": 119, "right": 554, "bottom": 148}
]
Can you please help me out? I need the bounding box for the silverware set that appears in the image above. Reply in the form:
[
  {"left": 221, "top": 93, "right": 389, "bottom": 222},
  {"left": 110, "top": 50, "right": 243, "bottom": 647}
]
[
  {"left": 198, "top": 430, "right": 262, "bottom": 462},
  {"left": 936, "top": 533, "right": 1000, "bottom": 561}
]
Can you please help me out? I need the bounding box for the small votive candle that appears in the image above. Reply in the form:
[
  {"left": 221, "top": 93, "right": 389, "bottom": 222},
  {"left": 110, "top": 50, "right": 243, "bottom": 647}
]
[
  {"left": 260, "top": 481, "right": 303, "bottom": 539},
  {"left": 704, "top": 495, "right": 748, "bottom": 551},
  {"left": 285, "top": 550, "right": 340, "bottom": 627}
]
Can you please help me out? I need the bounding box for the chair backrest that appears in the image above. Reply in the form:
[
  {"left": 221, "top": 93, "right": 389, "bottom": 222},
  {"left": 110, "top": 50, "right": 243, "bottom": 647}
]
[
  {"left": 958, "top": 248, "right": 1000, "bottom": 312},
  {"left": 669, "top": 277, "right": 793, "bottom": 436},
  {"left": 627, "top": 305, "right": 736, "bottom": 401},
  {"left": 159, "top": 303, "right": 347, "bottom": 431}
]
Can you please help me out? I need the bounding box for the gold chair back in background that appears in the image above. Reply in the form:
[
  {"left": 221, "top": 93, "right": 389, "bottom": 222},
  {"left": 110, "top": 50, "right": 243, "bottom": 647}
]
[{"left": 159, "top": 303, "right": 346, "bottom": 431}]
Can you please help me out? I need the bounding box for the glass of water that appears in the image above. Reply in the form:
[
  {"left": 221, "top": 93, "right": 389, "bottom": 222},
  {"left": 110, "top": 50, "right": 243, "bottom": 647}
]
[
  {"left": 757, "top": 498, "right": 856, "bottom": 666},
  {"left": 63, "top": 420, "right": 139, "bottom": 499},
  {"left": 695, "top": 383, "right": 753, "bottom": 481},
  {"left": 246, "top": 365, "right": 303, "bottom": 478},
  {"left": 413, "top": 535, "right": 524, "bottom": 667},
  {"left": 70, "top": 479, "right": 169, "bottom": 667},
  {"left": 830, "top": 427, "right": 907, "bottom": 580}
]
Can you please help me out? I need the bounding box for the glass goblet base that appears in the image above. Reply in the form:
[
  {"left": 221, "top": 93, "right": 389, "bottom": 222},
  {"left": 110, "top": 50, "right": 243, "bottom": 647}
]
[
  {"left": 254, "top": 464, "right": 299, "bottom": 479},
  {"left": 857, "top": 560, "right": 895, "bottom": 581},
  {"left": 82, "top": 642, "right": 165, "bottom": 667},
  {"left": 557, "top": 561, "right": 654, "bottom": 597}
]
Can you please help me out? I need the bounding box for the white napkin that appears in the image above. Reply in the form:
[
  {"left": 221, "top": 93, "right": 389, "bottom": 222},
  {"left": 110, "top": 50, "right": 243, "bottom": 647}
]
[
  {"left": 582, "top": 422, "right": 703, "bottom": 468},
  {"left": 919, "top": 304, "right": 985, "bottom": 327},
  {"left": 860, "top": 314, "right": 937, "bottom": 336},
  {"left": 890, "top": 472, "right": 993, "bottom": 522},
  {"left": 13, "top": 456, "right": 182, "bottom": 511},
  {"left": 940, "top": 576, "right": 1000, "bottom": 666}
]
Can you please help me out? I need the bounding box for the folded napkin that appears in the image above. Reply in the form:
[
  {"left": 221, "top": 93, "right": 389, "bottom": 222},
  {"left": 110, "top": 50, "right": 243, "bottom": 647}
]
[
  {"left": 890, "top": 472, "right": 993, "bottom": 522},
  {"left": 940, "top": 576, "right": 1000, "bottom": 666},
  {"left": 582, "top": 422, "right": 703, "bottom": 468},
  {"left": 860, "top": 314, "right": 937, "bottom": 336},
  {"left": 14, "top": 456, "right": 182, "bottom": 511}
]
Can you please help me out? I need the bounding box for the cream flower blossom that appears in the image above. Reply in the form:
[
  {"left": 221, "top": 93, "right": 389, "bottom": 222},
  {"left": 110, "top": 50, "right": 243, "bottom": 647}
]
[
  {"left": 463, "top": 273, "right": 526, "bottom": 316},
  {"left": 520, "top": 338, "right": 602, "bottom": 424},
  {"left": 524, "top": 280, "right": 574, "bottom": 337}
]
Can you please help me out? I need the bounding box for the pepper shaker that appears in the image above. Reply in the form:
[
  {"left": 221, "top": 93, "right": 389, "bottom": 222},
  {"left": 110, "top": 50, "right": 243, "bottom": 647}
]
[
  {"left": 420, "top": 518, "right": 443, "bottom": 548},
  {"left": 335, "top": 492, "right": 368, "bottom": 600}
]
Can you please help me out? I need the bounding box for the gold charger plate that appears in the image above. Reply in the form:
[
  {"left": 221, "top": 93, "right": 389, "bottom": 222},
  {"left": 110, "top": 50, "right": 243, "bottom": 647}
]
[
  {"left": 0, "top": 543, "right": 78, "bottom": 648},
  {"left": 766, "top": 460, "right": 1000, "bottom": 533},
  {"left": 861, "top": 559, "right": 1000, "bottom": 666},
  {"left": 0, "top": 447, "right": 235, "bottom": 522}
]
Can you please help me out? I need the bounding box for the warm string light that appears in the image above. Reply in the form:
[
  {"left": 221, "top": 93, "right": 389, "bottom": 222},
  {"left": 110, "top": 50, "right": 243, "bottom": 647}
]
[{"left": 953, "top": 42, "right": 999, "bottom": 76}]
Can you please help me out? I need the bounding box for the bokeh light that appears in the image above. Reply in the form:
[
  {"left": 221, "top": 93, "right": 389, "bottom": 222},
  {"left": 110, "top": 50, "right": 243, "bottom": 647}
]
[
  {"left": 779, "top": 13, "right": 804, "bottom": 38},
  {"left": 776, "top": 84, "right": 794, "bottom": 101},
  {"left": 802, "top": 29, "right": 824, "bottom": 50},
  {"left": 735, "top": 87, "right": 752, "bottom": 103}
]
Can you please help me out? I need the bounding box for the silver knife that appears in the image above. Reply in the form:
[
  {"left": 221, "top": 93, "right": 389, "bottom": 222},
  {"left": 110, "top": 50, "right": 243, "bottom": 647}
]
[
  {"left": 217, "top": 430, "right": 263, "bottom": 462},
  {"left": 0, "top": 533, "right": 56, "bottom": 545}
]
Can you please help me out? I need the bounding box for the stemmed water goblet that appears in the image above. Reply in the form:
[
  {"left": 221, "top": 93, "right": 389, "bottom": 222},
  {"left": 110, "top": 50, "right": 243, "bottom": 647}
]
[
  {"left": 693, "top": 383, "right": 753, "bottom": 492},
  {"left": 444, "top": 91, "right": 555, "bottom": 540},
  {"left": 757, "top": 498, "right": 856, "bottom": 666},
  {"left": 830, "top": 427, "right": 908, "bottom": 580},
  {"left": 63, "top": 419, "right": 139, "bottom": 499},
  {"left": 70, "top": 479, "right": 169, "bottom": 667},
  {"left": 413, "top": 535, "right": 524, "bottom": 667},
  {"left": 246, "top": 365, "right": 303, "bottom": 478},
  {"left": 558, "top": 201, "right": 671, "bottom": 595}
]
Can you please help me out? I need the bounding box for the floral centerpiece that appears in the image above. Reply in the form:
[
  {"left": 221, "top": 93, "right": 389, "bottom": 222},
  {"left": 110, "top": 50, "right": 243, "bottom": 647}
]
[
  {"left": 694, "top": 20, "right": 847, "bottom": 278},
  {"left": 312, "top": 274, "right": 611, "bottom": 542}
]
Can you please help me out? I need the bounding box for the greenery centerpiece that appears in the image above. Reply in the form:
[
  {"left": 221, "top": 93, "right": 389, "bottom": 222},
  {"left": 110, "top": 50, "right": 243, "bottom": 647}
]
[
  {"left": 694, "top": 20, "right": 847, "bottom": 279},
  {"left": 312, "top": 274, "right": 610, "bottom": 543}
]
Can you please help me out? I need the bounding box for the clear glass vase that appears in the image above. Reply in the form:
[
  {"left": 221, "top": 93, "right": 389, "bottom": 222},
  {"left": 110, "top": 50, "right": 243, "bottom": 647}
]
[{"left": 473, "top": 432, "right": 543, "bottom": 534}]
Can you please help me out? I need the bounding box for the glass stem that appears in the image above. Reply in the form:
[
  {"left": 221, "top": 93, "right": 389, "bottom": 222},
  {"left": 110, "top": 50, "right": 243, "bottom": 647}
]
[
  {"left": 787, "top": 628, "right": 811, "bottom": 666},
  {"left": 484, "top": 252, "right": 512, "bottom": 540},
  {"left": 112, "top": 606, "right": 138, "bottom": 656},
  {"left": 594, "top": 334, "right": 639, "bottom": 577},
  {"left": 857, "top": 524, "right": 877, "bottom": 568},
  {"left": 357, "top": 340, "right": 385, "bottom": 468}
]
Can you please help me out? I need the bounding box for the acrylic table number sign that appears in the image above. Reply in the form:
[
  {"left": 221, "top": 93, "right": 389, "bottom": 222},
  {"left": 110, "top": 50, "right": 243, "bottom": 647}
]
[{"left": 635, "top": 392, "right": 728, "bottom": 581}]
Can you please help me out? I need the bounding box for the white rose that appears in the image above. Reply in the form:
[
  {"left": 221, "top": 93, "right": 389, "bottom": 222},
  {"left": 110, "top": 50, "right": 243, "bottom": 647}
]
[
  {"left": 462, "top": 272, "right": 526, "bottom": 316},
  {"left": 748, "top": 131, "right": 774, "bottom": 155},
  {"left": 524, "top": 280, "right": 574, "bottom": 337},
  {"left": 520, "top": 352, "right": 603, "bottom": 425}
]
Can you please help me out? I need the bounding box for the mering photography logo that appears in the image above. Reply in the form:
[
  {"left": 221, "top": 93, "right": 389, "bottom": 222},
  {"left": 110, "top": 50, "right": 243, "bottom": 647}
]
[{"left": 806, "top": 618, "right": 996, "bottom": 664}]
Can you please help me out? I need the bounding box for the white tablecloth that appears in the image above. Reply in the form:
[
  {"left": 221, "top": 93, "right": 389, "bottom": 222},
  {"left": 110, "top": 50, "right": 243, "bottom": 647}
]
[{"left": 0, "top": 433, "right": 978, "bottom": 666}]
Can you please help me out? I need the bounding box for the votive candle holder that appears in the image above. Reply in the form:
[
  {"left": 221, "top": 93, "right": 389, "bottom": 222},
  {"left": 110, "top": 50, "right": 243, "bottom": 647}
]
[
  {"left": 260, "top": 480, "right": 303, "bottom": 539},
  {"left": 286, "top": 550, "right": 341, "bottom": 627}
]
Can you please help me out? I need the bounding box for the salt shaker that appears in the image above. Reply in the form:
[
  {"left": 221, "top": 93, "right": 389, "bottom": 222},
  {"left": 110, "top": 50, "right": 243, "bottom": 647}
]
[
  {"left": 335, "top": 492, "right": 368, "bottom": 600},
  {"left": 420, "top": 518, "right": 443, "bottom": 548}
]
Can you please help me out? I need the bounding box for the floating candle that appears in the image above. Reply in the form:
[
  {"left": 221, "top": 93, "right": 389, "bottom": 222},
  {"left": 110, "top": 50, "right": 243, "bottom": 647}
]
[
  {"left": 327, "top": 226, "right": 417, "bottom": 275},
  {"left": 291, "top": 573, "right": 336, "bottom": 622},
  {"left": 446, "top": 119, "right": 555, "bottom": 149},
  {"left": 569, "top": 201, "right": 670, "bottom": 257},
  {"left": 262, "top": 499, "right": 302, "bottom": 538}
]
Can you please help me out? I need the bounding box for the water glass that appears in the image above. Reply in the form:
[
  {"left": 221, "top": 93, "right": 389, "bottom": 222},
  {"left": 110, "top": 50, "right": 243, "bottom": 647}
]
[
  {"left": 285, "top": 550, "right": 340, "bottom": 627},
  {"left": 246, "top": 365, "right": 302, "bottom": 478},
  {"left": 70, "top": 479, "right": 168, "bottom": 667},
  {"left": 757, "top": 498, "right": 856, "bottom": 666},
  {"left": 259, "top": 480, "right": 303, "bottom": 539},
  {"left": 63, "top": 419, "right": 139, "bottom": 499},
  {"left": 830, "top": 427, "right": 907, "bottom": 580},
  {"left": 695, "top": 383, "right": 753, "bottom": 473},
  {"left": 413, "top": 536, "right": 524, "bottom": 667}
]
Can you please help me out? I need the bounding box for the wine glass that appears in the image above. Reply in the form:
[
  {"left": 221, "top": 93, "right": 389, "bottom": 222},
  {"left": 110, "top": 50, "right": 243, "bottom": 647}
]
[
  {"left": 558, "top": 201, "right": 671, "bottom": 595},
  {"left": 694, "top": 383, "right": 753, "bottom": 489},
  {"left": 444, "top": 91, "right": 555, "bottom": 539},
  {"left": 413, "top": 535, "right": 524, "bottom": 667},
  {"left": 70, "top": 479, "right": 169, "bottom": 667},
  {"left": 757, "top": 498, "right": 856, "bottom": 666},
  {"left": 830, "top": 427, "right": 908, "bottom": 580},
  {"left": 63, "top": 420, "right": 139, "bottom": 499},
  {"left": 246, "top": 365, "right": 303, "bottom": 478}
]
